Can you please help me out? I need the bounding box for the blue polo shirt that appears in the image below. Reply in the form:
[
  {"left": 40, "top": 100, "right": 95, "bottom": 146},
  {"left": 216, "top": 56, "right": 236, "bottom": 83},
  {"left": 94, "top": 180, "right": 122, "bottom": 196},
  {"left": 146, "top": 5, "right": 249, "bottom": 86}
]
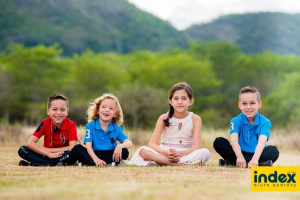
[
  {"left": 229, "top": 112, "right": 271, "bottom": 153},
  {"left": 84, "top": 119, "right": 128, "bottom": 151}
]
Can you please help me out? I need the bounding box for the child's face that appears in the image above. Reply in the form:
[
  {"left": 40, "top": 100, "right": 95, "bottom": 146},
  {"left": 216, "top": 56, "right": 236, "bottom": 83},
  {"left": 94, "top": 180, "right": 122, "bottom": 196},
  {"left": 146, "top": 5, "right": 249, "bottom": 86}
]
[
  {"left": 47, "top": 99, "right": 69, "bottom": 127},
  {"left": 98, "top": 98, "right": 117, "bottom": 124},
  {"left": 169, "top": 89, "right": 194, "bottom": 114},
  {"left": 238, "top": 92, "right": 262, "bottom": 123}
]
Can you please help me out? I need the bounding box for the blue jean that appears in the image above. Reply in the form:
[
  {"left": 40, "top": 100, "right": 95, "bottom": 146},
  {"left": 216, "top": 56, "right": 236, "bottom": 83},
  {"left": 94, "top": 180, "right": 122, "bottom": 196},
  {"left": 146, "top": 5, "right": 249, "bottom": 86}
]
[{"left": 18, "top": 145, "right": 76, "bottom": 166}]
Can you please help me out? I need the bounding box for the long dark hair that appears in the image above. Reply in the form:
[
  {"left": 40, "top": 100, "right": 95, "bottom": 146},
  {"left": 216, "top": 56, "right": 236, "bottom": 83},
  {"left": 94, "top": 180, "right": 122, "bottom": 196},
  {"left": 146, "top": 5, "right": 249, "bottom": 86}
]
[{"left": 163, "top": 82, "right": 193, "bottom": 127}]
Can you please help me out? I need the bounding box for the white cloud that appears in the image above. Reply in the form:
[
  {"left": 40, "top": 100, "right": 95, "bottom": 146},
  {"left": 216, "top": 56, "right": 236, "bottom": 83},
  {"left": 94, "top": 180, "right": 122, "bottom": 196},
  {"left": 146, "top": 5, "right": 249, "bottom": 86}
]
[{"left": 128, "top": 0, "right": 300, "bottom": 30}]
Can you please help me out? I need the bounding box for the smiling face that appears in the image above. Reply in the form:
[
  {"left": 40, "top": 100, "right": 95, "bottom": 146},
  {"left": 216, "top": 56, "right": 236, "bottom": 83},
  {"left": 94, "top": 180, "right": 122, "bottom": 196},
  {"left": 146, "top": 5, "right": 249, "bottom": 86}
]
[
  {"left": 238, "top": 92, "right": 262, "bottom": 124},
  {"left": 98, "top": 98, "right": 117, "bottom": 124},
  {"left": 169, "top": 89, "right": 194, "bottom": 115},
  {"left": 47, "top": 99, "right": 69, "bottom": 127}
]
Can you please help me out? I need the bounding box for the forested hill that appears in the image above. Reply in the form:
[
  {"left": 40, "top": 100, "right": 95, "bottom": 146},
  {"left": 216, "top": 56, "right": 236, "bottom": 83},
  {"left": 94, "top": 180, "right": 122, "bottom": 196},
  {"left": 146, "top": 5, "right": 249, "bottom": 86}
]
[
  {"left": 2, "top": 1, "right": 300, "bottom": 56},
  {"left": 185, "top": 12, "right": 300, "bottom": 55},
  {"left": 0, "top": 0, "right": 188, "bottom": 55}
]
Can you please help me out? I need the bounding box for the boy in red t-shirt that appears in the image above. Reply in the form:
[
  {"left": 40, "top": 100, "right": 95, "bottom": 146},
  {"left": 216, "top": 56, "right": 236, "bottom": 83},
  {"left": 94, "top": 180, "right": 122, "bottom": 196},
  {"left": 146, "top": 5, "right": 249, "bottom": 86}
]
[{"left": 18, "top": 93, "right": 78, "bottom": 166}]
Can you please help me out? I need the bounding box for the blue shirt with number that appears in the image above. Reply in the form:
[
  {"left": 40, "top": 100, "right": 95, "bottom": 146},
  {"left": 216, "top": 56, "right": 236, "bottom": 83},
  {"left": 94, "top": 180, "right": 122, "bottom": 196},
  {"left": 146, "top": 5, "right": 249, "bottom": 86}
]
[
  {"left": 229, "top": 112, "right": 271, "bottom": 153},
  {"left": 84, "top": 119, "right": 128, "bottom": 151}
]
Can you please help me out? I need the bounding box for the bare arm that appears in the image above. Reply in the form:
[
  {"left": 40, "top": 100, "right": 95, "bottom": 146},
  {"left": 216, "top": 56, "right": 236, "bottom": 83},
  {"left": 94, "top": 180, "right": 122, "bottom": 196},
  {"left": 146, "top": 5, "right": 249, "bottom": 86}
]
[
  {"left": 43, "top": 141, "right": 77, "bottom": 152},
  {"left": 85, "top": 142, "right": 106, "bottom": 167},
  {"left": 148, "top": 114, "right": 177, "bottom": 162},
  {"left": 26, "top": 136, "right": 64, "bottom": 158},
  {"left": 118, "top": 139, "right": 132, "bottom": 149},
  {"left": 248, "top": 135, "right": 268, "bottom": 168},
  {"left": 148, "top": 114, "right": 168, "bottom": 153},
  {"left": 112, "top": 139, "right": 133, "bottom": 162},
  {"left": 230, "top": 133, "right": 247, "bottom": 168}
]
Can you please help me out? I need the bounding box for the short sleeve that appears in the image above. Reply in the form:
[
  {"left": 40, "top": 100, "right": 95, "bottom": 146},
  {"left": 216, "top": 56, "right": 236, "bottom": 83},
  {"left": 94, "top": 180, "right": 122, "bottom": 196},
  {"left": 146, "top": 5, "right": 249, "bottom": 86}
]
[
  {"left": 258, "top": 121, "right": 271, "bottom": 140},
  {"left": 84, "top": 124, "right": 93, "bottom": 144},
  {"left": 68, "top": 122, "right": 78, "bottom": 141},
  {"left": 32, "top": 120, "right": 46, "bottom": 138},
  {"left": 229, "top": 117, "right": 240, "bottom": 135},
  {"left": 116, "top": 126, "right": 128, "bottom": 143}
]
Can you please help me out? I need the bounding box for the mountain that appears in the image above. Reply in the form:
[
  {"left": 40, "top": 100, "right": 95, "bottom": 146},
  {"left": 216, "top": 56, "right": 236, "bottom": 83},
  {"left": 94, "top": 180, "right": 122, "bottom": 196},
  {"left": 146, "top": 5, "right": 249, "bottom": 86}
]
[
  {"left": 185, "top": 12, "right": 300, "bottom": 55},
  {"left": 0, "top": 0, "right": 188, "bottom": 55}
]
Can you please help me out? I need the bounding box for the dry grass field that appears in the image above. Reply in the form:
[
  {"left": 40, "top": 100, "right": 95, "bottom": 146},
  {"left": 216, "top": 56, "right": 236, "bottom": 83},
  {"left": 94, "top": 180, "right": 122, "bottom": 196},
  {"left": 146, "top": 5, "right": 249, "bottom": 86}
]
[{"left": 0, "top": 126, "right": 300, "bottom": 200}]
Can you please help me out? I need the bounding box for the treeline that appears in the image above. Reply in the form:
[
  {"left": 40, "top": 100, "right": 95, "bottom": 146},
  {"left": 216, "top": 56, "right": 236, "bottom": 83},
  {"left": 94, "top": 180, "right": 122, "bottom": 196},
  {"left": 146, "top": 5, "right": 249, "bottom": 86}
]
[
  {"left": 186, "top": 12, "right": 300, "bottom": 55},
  {"left": 0, "top": 0, "right": 187, "bottom": 55},
  {"left": 1, "top": 41, "right": 300, "bottom": 129}
]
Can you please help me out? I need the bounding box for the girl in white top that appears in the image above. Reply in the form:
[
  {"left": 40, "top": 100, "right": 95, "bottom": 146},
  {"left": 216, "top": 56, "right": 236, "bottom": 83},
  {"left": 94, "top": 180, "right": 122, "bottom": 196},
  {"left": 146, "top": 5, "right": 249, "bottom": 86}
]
[{"left": 124, "top": 82, "right": 211, "bottom": 166}]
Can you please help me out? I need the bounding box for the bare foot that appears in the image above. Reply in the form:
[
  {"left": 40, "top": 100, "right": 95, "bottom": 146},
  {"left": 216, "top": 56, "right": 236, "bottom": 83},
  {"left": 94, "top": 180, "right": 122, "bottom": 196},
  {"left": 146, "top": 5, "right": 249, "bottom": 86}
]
[
  {"left": 149, "top": 160, "right": 158, "bottom": 167},
  {"left": 199, "top": 160, "right": 203, "bottom": 167}
]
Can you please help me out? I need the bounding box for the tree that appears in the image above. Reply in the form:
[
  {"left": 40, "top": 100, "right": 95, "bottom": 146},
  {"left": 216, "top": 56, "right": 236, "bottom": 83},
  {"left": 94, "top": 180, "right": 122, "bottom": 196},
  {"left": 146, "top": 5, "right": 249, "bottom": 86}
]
[
  {"left": 113, "top": 83, "right": 166, "bottom": 129},
  {"left": 70, "top": 50, "right": 130, "bottom": 100},
  {"left": 266, "top": 71, "right": 300, "bottom": 128},
  {"left": 0, "top": 43, "right": 70, "bottom": 123}
]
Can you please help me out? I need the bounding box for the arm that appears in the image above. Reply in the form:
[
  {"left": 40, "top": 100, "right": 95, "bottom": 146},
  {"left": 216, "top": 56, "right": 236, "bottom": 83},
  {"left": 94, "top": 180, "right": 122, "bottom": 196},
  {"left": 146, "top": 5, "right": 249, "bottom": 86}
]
[
  {"left": 85, "top": 142, "right": 106, "bottom": 167},
  {"left": 112, "top": 139, "right": 132, "bottom": 162},
  {"left": 43, "top": 122, "right": 77, "bottom": 152},
  {"left": 173, "top": 114, "right": 202, "bottom": 158},
  {"left": 147, "top": 114, "right": 177, "bottom": 162},
  {"left": 26, "top": 136, "right": 64, "bottom": 158},
  {"left": 43, "top": 141, "right": 77, "bottom": 152},
  {"left": 248, "top": 135, "right": 268, "bottom": 168},
  {"left": 148, "top": 114, "right": 170, "bottom": 154},
  {"left": 118, "top": 139, "right": 132, "bottom": 149},
  {"left": 230, "top": 133, "right": 247, "bottom": 168}
]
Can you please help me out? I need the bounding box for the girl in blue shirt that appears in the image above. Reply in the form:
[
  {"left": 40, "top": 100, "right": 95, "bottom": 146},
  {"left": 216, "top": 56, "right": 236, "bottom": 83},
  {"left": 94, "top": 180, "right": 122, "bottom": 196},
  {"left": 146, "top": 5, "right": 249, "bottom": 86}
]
[{"left": 71, "top": 93, "right": 132, "bottom": 167}]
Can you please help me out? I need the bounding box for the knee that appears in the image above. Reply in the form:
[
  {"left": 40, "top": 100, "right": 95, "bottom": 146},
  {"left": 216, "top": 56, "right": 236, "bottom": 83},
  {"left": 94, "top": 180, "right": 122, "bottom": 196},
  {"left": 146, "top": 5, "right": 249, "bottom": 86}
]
[
  {"left": 122, "top": 148, "right": 129, "bottom": 159},
  {"left": 272, "top": 145, "right": 279, "bottom": 154},
  {"left": 199, "top": 148, "right": 211, "bottom": 160},
  {"left": 18, "top": 146, "right": 29, "bottom": 157},
  {"left": 71, "top": 144, "right": 84, "bottom": 153},
  {"left": 271, "top": 145, "right": 280, "bottom": 162},
  {"left": 202, "top": 148, "right": 211, "bottom": 157},
  {"left": 139, "top": 147, "right": 149, "bottom": 159},
  {"left": 213, "top": 137, "right": 226, "bottom": 150}
]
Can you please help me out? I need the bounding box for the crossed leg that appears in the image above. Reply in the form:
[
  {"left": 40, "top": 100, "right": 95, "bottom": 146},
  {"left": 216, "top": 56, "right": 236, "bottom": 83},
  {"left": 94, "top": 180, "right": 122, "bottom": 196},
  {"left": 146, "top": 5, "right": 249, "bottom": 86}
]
[{"left": 139, "top": 148, "right": 183, "bottom": 166}]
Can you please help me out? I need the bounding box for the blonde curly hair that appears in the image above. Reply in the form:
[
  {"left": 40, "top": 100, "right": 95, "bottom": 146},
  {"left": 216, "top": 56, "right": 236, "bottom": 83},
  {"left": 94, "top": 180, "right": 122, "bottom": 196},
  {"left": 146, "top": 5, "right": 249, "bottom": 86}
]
[{"left": 87, "top": 93, "right": 123, "bottom": 125}]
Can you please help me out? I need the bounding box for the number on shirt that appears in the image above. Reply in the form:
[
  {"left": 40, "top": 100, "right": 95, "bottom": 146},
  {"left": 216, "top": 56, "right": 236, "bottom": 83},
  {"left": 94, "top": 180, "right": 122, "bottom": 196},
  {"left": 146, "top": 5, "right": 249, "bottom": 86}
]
[
  {"left": 230, "top": 122, "right": 234, "bottom": 130},
  {"left": 85, "top": 129, "right": 91, "bottom": 139}
]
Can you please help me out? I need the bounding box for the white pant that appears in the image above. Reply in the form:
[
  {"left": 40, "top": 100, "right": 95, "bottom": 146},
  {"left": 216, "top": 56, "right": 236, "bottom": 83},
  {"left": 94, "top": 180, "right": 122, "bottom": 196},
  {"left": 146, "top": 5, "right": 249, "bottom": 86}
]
[{"left": 122, "top": 145, "right": 211, "bottom": 166}]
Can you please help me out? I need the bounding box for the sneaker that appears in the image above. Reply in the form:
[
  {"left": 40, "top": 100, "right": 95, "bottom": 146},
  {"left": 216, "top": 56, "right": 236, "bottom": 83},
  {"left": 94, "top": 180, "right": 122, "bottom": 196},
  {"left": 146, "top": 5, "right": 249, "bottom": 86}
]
[
  {"left": 19, "top": 160, "right": 30, "bottom": 166},
  {"left": 219, "top": 159, "right": 235, "bottom": 166},
  {"left": 106, "top": 162, "right": 116, "bottom": 167},
  {"left": 259, "top": 160, "right": 273, "bottom": 166},
  {"left": 219, "top": 159, "right": 225, "bottom": 166},
  {"left": 56, "top": 162, "right": 64, "bottom": 167}
]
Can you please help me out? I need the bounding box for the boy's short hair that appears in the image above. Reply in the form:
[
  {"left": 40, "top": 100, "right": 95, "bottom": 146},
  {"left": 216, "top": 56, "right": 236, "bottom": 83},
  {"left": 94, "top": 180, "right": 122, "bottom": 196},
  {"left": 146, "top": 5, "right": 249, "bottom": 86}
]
[
  {"left": 239, "top": 86, "right": 260, "bottom": 102},
  {"left": 47, "top": 93, "right": 69, "bottom": 109}
]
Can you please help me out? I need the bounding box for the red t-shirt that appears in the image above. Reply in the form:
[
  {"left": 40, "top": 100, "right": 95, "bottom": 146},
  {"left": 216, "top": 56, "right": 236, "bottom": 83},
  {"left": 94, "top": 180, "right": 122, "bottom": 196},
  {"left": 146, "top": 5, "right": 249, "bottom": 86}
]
[{"left": 33, "top": 117, "right": 78, "bottom": 148}]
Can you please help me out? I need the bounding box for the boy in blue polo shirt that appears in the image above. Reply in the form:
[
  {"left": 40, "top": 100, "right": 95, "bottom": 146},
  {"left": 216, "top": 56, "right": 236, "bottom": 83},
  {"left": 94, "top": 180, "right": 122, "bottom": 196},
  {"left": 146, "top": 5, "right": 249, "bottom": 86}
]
[
  {"left": 213, "top": 86, "right": 279, "bottom": 168},
  {"left": 70, "top": 93, "right": 132, "bottom": 167}
]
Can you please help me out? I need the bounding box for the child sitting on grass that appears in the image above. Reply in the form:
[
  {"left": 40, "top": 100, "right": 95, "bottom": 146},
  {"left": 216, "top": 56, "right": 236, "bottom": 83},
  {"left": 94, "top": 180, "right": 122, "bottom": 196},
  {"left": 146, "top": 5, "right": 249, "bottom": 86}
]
[
  {"left": 70, "top": 93, "right": 132, "bottom": 167},
  {"left": 214, "top": 86, "right": 279, "bottom": 168},
  {"left": 18, "top": 93, "right": 78, "bottom": 166},
  {"left": 123, "top": 82, "right": 211, "bottom": 166}
]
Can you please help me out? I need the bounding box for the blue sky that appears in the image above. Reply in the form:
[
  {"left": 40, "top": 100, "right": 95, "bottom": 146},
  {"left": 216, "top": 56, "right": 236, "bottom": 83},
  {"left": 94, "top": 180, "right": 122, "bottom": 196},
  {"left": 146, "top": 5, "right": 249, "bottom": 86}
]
[{"left": 128, "top": 0, "right": 300, "bottom": 30}]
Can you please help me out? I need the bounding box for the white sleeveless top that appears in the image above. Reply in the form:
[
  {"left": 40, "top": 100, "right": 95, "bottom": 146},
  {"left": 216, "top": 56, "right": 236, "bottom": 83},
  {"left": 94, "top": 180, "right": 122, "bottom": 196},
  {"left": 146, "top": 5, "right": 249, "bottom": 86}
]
[
  {"left": 121, "top": 111, "right": 211, "bottom": 166},
  {"left": 161, "top": 112, "right": 194, "bottom": 148}
]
